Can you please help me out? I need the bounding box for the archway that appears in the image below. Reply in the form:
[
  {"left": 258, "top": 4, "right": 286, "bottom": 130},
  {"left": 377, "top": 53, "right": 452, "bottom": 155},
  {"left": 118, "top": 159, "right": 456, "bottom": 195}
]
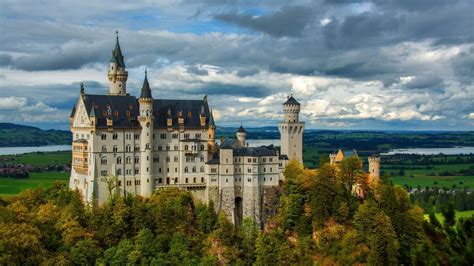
[{"left": 234, "top": 197, "right": 243, "bottom": 226}]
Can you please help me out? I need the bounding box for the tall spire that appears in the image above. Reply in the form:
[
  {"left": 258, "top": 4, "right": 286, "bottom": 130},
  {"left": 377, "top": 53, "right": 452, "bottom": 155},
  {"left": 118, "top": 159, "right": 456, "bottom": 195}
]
[
  {"left": 139, "top": 69, "right": 152, "bottom": 99},
  {"left": 110, "top": 30, "right": 125, "bottom": 68},
  {"left": 209, "top": 109, "right": 215, "bottom": 127},
  {"left": 89, "top": 105, "right": 96, "bottom": 118}
]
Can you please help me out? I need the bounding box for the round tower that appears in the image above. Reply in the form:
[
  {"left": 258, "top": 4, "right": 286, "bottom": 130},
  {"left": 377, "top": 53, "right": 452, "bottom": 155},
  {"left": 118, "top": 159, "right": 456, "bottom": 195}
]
[
  {"left": 283, "top": 94, "right": 301, "bottom": 123},
  {"left": 138, "top": 70, "right": 154, "bottom": 197},
  {"left": 278, "top": 95, "right": 305, "bottom": 163},
  {"left": 108, "top": 31, "right": 128, "bottom": 95},
  {"left": 236, "top": 125, "right": 247, "bottom": 147},
  {"left": 368, "top": 155, "right": 381, "bottom": 185},
  {"left": 208, "top": 109, "right": 216, "bottom": 152}
]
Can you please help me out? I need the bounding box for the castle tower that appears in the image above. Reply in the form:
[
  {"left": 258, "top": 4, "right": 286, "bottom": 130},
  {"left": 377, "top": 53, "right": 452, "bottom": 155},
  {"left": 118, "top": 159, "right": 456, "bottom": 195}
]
[
  {"left": 329, "top": 153, "right": 337, "bottom": 165},
  {"left": 236, "top": 125, "right": 247, "bottom": 147},
  {"left": 278, "top": 95, "right": 305, "bottom": 163},
  {"left": 138, "top": 70, "right": 154, "bottom": 197},
  {"left": 368, "top": 155, "right": 381, "bottom": 185},
  {"left": 108, "top": 31, "right": 128, "bottom": 95}
]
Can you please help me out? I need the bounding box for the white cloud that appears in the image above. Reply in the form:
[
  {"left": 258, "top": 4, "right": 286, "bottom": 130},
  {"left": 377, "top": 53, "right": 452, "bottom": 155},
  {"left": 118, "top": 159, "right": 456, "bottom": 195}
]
[{"left": 0, "top": 97, "right": 28, "bottom": 110}]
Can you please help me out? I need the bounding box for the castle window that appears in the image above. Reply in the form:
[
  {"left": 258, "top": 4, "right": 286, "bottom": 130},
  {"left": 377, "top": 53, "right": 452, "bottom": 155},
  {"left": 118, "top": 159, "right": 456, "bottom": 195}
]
[
  {"left": 201, "top": 177, "right": 204, "bottom": 183},
  {"left": 113, "top": 133, "right": 118, "bottom": 140},
  {"left": 158, "top": 178, "right": 162, "bottom": 183},
  {"left": 174, "top": 145, "right": 178, "bottom": 150},
  {"left": 211, "top": 168, "right": 217, "bottom": 173},
  {"left": 126, "top": 169, "right": 131, "bottom": 175},
  {"left": 167, "top": 168, "right": 169, "bottom": 172},
  {"left": 166, "top": 145, "right": 170, "bottom": 151},
  {"left": 270, "top": 167, "right": 272, "bottom": 172},
  {"left": 135, "top": 169, "right": 139, "bottom": 174},
  {"left": 101, "top": 134, "right": 107, "bottom": 141},
  {"left": 160, "top": 133, "right": 167, "bottom": 139},
  {"left": 247, "top": 168, "right": 251, "bottom": 173},
  {"left": 184, "top": 133, "right": 190, "bottom": 139},
  {"left": 166, "top": 178, "right": 170, "bottom": 184},
  {"left": 174, "top": 156, "right": 179, "bottom": 162},
  {"left": 248, "top": 158, "right": 251, "bottom": 163},
  {"left": 253, "top": 158, "right": 257, "bottom": 163},
  {"left": 185, "top": 178, "right": 188, "bottom": 183},
  {"left": 147, "top": 167, "right": 149, "bottom": 172},
  {"left": 146, "top": 143, "right": 150, "bottom": 150},
  {"left": 153, "top": 134, "right": 155, "bottom": 139},
  {"left": 200, "top": 166, "right": 204, "bottom": 172},
  {"left": 166, "top": 156, "right": 170, "bottom": 162},
  {"left": 263, "top": 158, "right": 266, "bottom": 162},
  {"left": 134, "top": 134, "right": 140, "bottom": 140},
  {"left": 113, "top": 145, "right": 118, "bottom": 152},
  {"left": 154, "top": 156, "right": 159, "bottom": 162},
  {"left": 264, "top": 177, "right": 266, "bottom": 182},
  {"left": 117, "top": 157, "right": 122, "bottom": 164},
  {"left": 101, "top": 157, "right": 107, "bottom": 165},
  {"left": 175, "top": 168, "right": 178, "bottom": 173},
  {"left": 175, "top": 177, "right": 178, "bottom": 183},
  {"left": 192, "top": 166, "right": 197, "bottom": 173},
  {"left": 200, "top": 144, "right": 205, "bottom": 150},
  {"left": 172, "top": 133, "right": 178, "bottom": 139},
  {"left": 185, "top": 145, "right": 189, "bottom": 151},
  {"left": 264, "top": 168, "right": 266, "bottom": 172},
  {"left": 193, "top": 177, "right": 196, "bottom": 183},
  {"left": 126, "top": 157, "right": 131, "bottom": 164},
  {"left": 226, "top": 169, "right": 229, "bottom": 173},
  {"left": 117, "top": 169, "right": 122, "bottom": 175},
  {"left": 159, "top": 168, "right": 162, "bottom": 173},
  {"left": 158, "top": 145, "right": 162, "bottom": 151},
  {"left": 101, "top": 170, "right": 107, "bottom": 176},
  {"left": 118, "top": 180, "right": 121, "bottom": 186},
  {"left": 270, "top": 177, "right": 273, "bottom": 181},
  {"left": 196, "top": 133, "right": 201, "bottom": 139},
  {"left": 269, "top": 158, "right": 273, "bottom": 162},
  {"left": 185, "top": 167, "right": 189, "bottom": 173},
  {"left": 135, "top": 157, "right": 139, "bottom": 163}
]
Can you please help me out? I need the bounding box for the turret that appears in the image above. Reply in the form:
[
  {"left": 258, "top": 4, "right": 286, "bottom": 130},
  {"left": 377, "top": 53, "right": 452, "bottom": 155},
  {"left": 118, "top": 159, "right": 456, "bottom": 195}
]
[
  {"left": 368, "top": 155, "right": 381, "bottom": 185},
  {"left": 138, "top": 70, "right": 154, "bottom": 197},
  {"left": 236, "top": 125, "right": 247, "bottom": 147},
  {"left": 329, "top": 153, "right": 337, "bottom": 165},
  {"left": 108, "top": 31, "right": 128, "bottom": 95},
  {"left": 283, "top": 94, "right": 301, "bottom": 122}
]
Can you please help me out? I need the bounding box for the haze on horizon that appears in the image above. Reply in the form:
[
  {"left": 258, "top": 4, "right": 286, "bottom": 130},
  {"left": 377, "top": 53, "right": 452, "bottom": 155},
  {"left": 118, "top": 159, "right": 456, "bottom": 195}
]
[{"left": 0, "top": 0, "right": 473, "bottom": 131}]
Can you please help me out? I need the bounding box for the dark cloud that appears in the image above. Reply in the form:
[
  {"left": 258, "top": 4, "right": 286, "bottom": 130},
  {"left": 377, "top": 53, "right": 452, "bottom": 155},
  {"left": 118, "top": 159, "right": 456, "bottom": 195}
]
[
  {"left": 187, "top": 83, "right": 269, "bottom": 98},
  {"left": 405, "top": 76, "right": 444, "bottom": 90},
  {"left": 214, "top": 5, "right": 314, "bottom": 37},
  {"left": 0, "top": 54, "right": 12, "bottom": 66}
]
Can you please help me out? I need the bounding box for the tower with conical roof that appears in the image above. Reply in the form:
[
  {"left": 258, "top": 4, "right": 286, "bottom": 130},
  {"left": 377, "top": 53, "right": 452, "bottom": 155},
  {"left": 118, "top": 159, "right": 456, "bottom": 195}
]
[
  {"left": 138, "top": 70, "right": 154, "bottom": 197},
  {"left": 278, "top": 95, "right": 305, "bottom": 164},
  {"left": 108, "top": 31, "right": 128, "bottom": 95},
  {"left": 236, "top": 125, "right": 247, "bottom": 147}
]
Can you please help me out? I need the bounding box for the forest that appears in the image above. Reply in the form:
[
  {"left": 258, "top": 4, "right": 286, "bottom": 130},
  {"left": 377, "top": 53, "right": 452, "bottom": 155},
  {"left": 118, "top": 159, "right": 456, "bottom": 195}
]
[{"left": 1, "top": 158, "right": 473, "bottom": 265}]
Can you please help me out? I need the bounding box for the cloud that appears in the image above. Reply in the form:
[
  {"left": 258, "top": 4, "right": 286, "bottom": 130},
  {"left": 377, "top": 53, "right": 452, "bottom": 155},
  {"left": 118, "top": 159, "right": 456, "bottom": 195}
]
[
  {"left": 0, "top": 97, "right": 28, "bottom": 110},
  {"left": 214, "top": 5, "right": 314, "bottom": 37}
]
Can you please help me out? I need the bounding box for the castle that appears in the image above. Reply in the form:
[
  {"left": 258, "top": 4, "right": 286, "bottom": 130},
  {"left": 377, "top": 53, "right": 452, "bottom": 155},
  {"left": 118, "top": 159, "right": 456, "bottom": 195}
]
[{"left": 68, "top": 34, "right": 305, "bottom": 225}]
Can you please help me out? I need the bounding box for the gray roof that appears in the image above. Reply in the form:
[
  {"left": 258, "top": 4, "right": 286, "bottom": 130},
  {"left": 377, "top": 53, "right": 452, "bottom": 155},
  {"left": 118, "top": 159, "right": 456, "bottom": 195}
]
[
  {"left": 233, "top": 146, "right": 277, "bottom": 157},
  {"left": 81, "top": 94, "right": 212, "bottom": 129},
  {"left": 110, "top": 34, "right": 126, "bottom": 68},
  {"left": 283, "top": 95, "right": 300, "bottom": 105},
  {"left": 139, "top": 71, "right": 152, "bottom": 99},
  {"left": 209, "top": 109, "right": 215, "bottom": 127},
  {"left": 237, "top": 125, "right": 246, "bottom": 133},
  {"left": 70, "top": 104, "right": 76, "bottom": 118}
]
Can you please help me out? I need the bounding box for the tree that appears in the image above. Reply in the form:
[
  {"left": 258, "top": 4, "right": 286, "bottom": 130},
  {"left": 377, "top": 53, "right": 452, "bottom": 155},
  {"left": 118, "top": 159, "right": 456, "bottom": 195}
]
[
  {"left": 310, "top": 164, "right": 338, "bottom": 227},
  {"left": 367, "top": 212, "right": 399, "bottom": 265},
  {"left": 101, "top": 174, "right": 119, "bottom": 198}
]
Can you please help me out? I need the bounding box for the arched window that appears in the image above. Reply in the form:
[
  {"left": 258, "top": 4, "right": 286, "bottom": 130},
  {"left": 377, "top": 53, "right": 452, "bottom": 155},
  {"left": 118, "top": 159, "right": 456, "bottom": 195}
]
[
  {"left": 158, "top": 178, "right": 162, "bottom": 183},
  {"left": 116, "top": 157, "right": 122, "bottom": 164},
  {"left": 101, "top": 157, "right": 107, "bottom": 165},
  {"left": 200, "top": 144, "right": 205, "bottom": 151},
  {"left": 192, "top": 166, "right": 197, "bottom": 173},
  {"left": 174, "top": 177, "right": 178, "bottom": 183},
  {"left": 200, "top": 166, "right": 205, "bottom": 172},
  {"left": 126, "top": 156, "right": 131, "bottom": 164},
  {"left": 126, "top": 145, "right": 131, "bottom": 152},
  {"left": 166, "top": 156, "right": 170, "bottom": 162},
  {"left": 174, "top": 155, "right": 179, "bottom": 162},
  {"left": 200, "top": 155, "right": 205, "bottom": 162},
  {"left": 201, "top": 177, "right": 204, "bottom": 183},
  {"left": 185, "top": 178, "right": 188, "bottom": 183},
  {"left": 113, "top": 145, "right": 118, "bottom": 152},
  {"left": 185, "top": 167, "right": 189, "bottom": 173},
  {"left": 185, "top": 145, "right": 189, "bottom": 151},
  {"left": 101, "top": 145, "right": 107, "bottom": 152},
  {"left": 193, "top": 177, "right": 196, "bottom": 183},
  {"left": 117, "top": 169, "right": 122, "bottom": 175}
]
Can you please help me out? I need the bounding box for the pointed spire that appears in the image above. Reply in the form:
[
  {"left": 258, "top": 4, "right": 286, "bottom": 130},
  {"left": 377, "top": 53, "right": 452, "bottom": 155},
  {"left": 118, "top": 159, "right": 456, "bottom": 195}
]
[
  {"left": 237, "top": 124, "right": 246, "bottom": 133},
  {"left": 80, "top": 82, "right": 84, "bottom": 95},
  {"left": 139, "top": 68, "right": 152, "bottom": 99},
  {"left": 70, "top": 104, "right": 76, "bottom": 118},
  {"left": 89, "top": 105, "right": 96, "bottom": 117},
  {"left": 110, "top": 30, "right": 126, "bottom": 68},
  {"left": 209, "top": 109, "right": 215, "bottom": 127}
]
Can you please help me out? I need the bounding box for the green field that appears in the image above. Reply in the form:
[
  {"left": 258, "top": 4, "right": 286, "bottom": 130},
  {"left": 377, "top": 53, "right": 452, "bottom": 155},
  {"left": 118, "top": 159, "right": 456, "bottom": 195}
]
[
  {"left": 385, "top": 163, "right": 474, "bottom": 189},
  {"left": 0, "top": 151, "right": 71, "bottom": 167},
  {"left": 423, "top": 210, "right": 474, "bottom": 224},
  {"left": 0, "top": 171, "right": 69, "bottom": 196}
]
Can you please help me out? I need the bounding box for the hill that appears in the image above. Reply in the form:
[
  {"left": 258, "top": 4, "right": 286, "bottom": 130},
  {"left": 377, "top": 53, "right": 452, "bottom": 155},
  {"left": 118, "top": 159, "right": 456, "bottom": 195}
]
[{"left": 0, "top": 123, "right": 71, "bottom": 147}]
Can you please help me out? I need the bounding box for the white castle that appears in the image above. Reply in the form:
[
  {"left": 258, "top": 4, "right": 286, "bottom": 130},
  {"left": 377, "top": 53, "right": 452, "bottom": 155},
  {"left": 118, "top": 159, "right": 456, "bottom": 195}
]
[{"left": 69, "top": 34, "right": 304, "bottom": 225}]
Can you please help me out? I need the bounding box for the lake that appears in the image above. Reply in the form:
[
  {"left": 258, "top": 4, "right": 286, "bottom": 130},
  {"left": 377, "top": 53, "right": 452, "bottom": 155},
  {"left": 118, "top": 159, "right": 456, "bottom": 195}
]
[
  {"left": 381, "top": 147, "right": 474, "bottom": 155},
  {"left": 0, "top": 145, "right": 71, "bottom": 155}
]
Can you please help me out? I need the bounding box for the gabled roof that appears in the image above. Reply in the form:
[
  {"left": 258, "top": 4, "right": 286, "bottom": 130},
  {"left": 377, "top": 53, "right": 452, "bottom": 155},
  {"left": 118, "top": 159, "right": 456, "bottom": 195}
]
[
  {"left": 110, "top": 32, "right": 126, "bottom": 68},
  {"left": 283, "top": 95, "right": 300, "bottom": 105}
]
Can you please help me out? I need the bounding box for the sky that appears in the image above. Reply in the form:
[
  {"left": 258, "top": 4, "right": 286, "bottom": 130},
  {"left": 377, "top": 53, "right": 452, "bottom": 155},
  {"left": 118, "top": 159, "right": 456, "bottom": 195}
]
[{"left": 0, "top": 0, "right": 473, "bottom": 131}]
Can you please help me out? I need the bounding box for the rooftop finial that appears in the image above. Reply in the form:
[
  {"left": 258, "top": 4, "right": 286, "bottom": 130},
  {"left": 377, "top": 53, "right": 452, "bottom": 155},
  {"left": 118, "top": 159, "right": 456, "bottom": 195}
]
[
  {"left": 145, "top": 67, "right": 147, "bottom": 77},
  {"left": 116, "top": 30, "right": 119, "bottom": 40},
  {"left": 80, "top": 82, "right": 84, "bottom": 94}
]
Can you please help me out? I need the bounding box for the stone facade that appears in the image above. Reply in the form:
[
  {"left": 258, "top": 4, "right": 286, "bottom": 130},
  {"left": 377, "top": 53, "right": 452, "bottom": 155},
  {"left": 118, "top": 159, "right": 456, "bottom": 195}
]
[{"left": 68, "top": 34, "right": 300, "bottom": 226}]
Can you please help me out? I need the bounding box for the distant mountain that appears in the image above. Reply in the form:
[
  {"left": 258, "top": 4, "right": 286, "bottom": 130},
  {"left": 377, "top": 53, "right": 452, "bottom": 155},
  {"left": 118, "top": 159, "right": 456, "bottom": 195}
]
[{"left": 0, "top": 123, "right": 71, "bottom": 147}]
